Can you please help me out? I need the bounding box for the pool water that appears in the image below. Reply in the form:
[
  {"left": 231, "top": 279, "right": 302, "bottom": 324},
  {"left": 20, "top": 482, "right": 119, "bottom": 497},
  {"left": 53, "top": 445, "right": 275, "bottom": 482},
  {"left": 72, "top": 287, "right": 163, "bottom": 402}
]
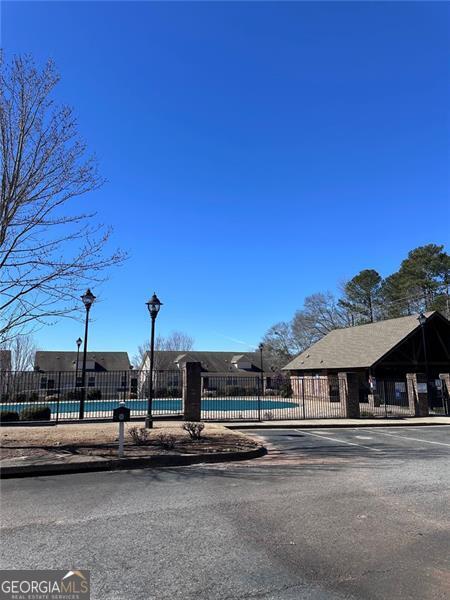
[{"left": 1, "top": 397, "right": 299, "bottom": 416}]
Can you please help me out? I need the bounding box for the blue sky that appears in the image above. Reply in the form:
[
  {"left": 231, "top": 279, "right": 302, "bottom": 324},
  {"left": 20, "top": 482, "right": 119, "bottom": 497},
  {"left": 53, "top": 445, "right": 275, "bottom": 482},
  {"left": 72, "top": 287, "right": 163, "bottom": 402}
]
[{"left": 2, "top": 1, "right": 449, "bottom": 359}]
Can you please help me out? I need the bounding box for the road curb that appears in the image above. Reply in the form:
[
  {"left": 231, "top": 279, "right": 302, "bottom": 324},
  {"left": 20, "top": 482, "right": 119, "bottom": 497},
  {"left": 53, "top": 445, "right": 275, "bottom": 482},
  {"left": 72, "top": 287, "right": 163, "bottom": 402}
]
[
  {"left": 0, "top": 445, "right": 267, "bottom": 479},
  {"left": 226, "top": 421, "right": 450, "bottom": 430}
]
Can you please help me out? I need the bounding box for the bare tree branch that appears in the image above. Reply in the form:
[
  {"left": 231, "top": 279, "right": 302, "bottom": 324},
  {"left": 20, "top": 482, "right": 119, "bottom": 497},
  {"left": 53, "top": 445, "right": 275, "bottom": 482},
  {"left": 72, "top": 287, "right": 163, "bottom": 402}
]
[{"left": 0, "top": 54, "right": 126, "bottom": 342}]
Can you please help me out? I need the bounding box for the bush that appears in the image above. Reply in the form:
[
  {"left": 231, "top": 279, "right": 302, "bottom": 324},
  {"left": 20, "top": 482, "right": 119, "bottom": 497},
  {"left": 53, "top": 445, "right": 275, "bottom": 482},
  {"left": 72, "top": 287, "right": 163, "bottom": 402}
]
[
  {"left": 1, "top": 393, "right": 10, "bottom": 402},
  {"left": 87, "top": 388, "right": 101, "bottom": 400},
  {"left": 45, "top": 393, "right": 60, "bottom": 401},
  {"left": 360, "top": 409, "right": 374, "bottom": 418},
  {"left": 20, "top": 406, "right": 51, "bottom": 421},
  {"left": 167, "top": 387, "right": 181, "bottom": 398},
  {"left": 14, "top": 392, "right": 28, "bottom": 402},
  {"left": 183, "top": 421, "right": 205, "bottom": 440},
  {"left": 29, "top": 392, "right": 40, "bottom": 402},
  {"left": 0, "top": 410, "right": 20, "bottom": 422},
  {"left": 227, "top": 386, "right": 246, "bottom": 397},
  {"left": 263, "top": 411, "right": 274, "bottom": 420},
  {"left": 67, "top": 390, "right": 83, "bottom": 400},
  {"left": 156, "top": 432, "right": 176, "bottom": 449},
  {"left": 202, "top": 389, "right": 216, "bottom": 398},
  {"left": 128, "top": 392, "right": 138, "bottom": 400},
  {"left": 128, "top": 426, "right": 151, "bottom": 445},
  {"left": 280, "top": 382, "right": 293, "bottom": 398}
]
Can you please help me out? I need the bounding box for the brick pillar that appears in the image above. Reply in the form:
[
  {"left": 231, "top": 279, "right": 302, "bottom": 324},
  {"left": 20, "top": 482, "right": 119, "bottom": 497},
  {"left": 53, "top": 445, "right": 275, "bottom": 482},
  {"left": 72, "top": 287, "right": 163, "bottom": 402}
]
[
  {"left": 183, "top": 362, "right": 202, "bottom": 421},
  {"left": 406, "top": 373, "right": 429, "bottom": 417},
  {"left": 439, "top": 373, "right": 450, "bottom": 415},
  {"left": 338, "top": 372, "right": 360, "bottom": 418}
]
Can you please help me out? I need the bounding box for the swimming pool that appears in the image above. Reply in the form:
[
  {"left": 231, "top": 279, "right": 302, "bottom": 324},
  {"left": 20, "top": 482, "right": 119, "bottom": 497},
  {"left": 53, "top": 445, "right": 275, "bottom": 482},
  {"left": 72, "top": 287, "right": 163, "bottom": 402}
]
[{"left": 1, "top": 397, "right": 300, "bottom": 419}]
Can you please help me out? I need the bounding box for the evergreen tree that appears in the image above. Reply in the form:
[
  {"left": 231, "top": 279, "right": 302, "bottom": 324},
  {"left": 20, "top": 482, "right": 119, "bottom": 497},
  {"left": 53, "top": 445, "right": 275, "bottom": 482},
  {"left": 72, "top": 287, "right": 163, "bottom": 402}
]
[{"left": 339, "top": 270, "right": 382, "bottom": 323}]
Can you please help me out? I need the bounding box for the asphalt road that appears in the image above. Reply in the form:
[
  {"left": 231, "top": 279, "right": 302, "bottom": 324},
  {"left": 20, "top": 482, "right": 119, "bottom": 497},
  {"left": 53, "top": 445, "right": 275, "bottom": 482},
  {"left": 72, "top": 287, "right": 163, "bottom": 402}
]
[{"left": 1, "top": 426, "right": 449, "bottom": 600}]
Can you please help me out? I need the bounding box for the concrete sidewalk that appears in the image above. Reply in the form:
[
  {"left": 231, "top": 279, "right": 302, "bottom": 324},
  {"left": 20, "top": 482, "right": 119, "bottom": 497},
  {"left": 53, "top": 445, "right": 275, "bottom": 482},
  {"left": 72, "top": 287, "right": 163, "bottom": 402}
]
[{"left": 223, "top": 416, "right": 450, "bottom": 429}]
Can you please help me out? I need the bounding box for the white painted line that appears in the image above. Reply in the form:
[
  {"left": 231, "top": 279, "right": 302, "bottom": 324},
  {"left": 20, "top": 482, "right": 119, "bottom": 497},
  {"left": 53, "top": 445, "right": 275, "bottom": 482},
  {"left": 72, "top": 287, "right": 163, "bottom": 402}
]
[
  {"left": 354, "top": 436, "right": 373, "bottom": 440},
  {"left": 364, "top": 429, "right": 450, "bottom": 448},
  {"left": 295, "top": 430, "right": 383, "bottom": 452}
]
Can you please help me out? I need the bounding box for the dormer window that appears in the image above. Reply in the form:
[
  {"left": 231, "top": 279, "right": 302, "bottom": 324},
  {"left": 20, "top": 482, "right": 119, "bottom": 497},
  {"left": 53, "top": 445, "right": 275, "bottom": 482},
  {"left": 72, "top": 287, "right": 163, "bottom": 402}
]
[{"left": 231, "top": 355, "right": 253, "bottom": 370}]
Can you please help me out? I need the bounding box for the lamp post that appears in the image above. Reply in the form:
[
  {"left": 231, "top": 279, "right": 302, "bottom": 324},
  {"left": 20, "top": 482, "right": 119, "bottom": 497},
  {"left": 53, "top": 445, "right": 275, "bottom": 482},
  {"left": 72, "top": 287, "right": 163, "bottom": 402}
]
[
  {"left": 75, "top": 337, "right": 82, "bottom": 387},
  {"left": 145, "top": 292, "right": 162, "bottom": 429},
  {"left": 258, "top": 343, "right": 264, "bottom": 422},
  {"left": 418, "top": 312, "right": 429, "bottom": 381},
  {"left": 80, "top": 289, "right": 96, "bottom": 419}
]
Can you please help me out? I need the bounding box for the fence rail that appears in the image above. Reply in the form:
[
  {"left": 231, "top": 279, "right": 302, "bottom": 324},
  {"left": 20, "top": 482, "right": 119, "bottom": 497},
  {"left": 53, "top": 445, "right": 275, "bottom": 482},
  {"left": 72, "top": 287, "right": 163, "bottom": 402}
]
[
  {"left": 1, "top": 369, "right": 446, "bottom": 423},
  {"left": 0, "top": 370, "right": 183, "bottom": 422}
]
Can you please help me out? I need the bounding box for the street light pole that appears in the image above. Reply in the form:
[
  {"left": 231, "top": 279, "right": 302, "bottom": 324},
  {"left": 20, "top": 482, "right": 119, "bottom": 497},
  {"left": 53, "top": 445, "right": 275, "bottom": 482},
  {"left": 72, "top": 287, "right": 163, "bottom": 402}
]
[
  {"left": 145, "top": 293, "right": 162, "bottom": 429},
  {"left": 80, "top": 289, "right": 96, "bottom": 419},
  {"left": 75, "top": 337, "right": 82, "bottom": 388},
  {"left": 258, "top": 343, "right": 264, "bottom": 422},
  {"left": 418, "top": 312, "right": 429, "bottom": 382}
]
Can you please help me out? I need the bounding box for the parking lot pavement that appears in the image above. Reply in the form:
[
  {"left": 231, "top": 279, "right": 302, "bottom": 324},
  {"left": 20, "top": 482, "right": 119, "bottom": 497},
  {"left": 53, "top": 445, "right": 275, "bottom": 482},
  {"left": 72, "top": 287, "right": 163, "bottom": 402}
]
[
  {"left": 241, "top": 425, "right": 450, "bottom": 462},
  {"left": 1, "top": 426, "right": 449, "bottom": 600}
]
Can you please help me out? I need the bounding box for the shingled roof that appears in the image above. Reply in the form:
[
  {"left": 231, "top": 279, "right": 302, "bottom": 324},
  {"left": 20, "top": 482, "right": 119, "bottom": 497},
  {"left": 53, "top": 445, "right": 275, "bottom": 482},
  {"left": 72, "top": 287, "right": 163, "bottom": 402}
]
[
  {"left": 35, "top": 351, "right": 132, "bottom": 372},
  {"left": 283, "top": 312, "right": 440, "bottom": 371},
  {"left": 143, "top": 351, "right": 272, "bottom": 373}
]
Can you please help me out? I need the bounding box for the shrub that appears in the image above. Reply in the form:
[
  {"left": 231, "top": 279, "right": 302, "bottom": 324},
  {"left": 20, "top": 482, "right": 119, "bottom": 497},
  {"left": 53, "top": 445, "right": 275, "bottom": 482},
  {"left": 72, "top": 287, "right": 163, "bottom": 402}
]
[
  {"left": 156, "top": 432, "right": 176, "bottom": 449},
  {"left": 20, "top": 406, "right": 51, "bottom": 421},
  {"left": 202, "top": 389, "right": 216, "bottom": 398},
  {"left": 0, "top": 410, "right": 20, "bottom": 422},
  {"left": 280, "top": 382, "right": 293, "bottom": 398},
  {"left": 128, "top": 392, "right": 138, "bottom": 400},
  {"left": 45, "top": 393, "right": 60, "bottom": 401},
  {"left": 263, "top": 411, "right": 274, "bottom": 420},
  {"left": 29, "top": 392, "right": 40, "bottom": 402},
  {"left": 14, "top": 392, "right": 28, "bottom": 402},
  {"left": 227, "top": 386, "right": 246, "bottom": 397},
  {"left": 128, "top": 426, "right": 151, "bottom": 445},
  {"left": 1, "top": 393, "right": 10, "bottom": 402},
  {"left": 67, "top": 390, "right": 83, "bottom": 400},
  {"left": 182, "top": 421, "right": 205, "bottom": 440},
  {"left": 167, "top": 387, "right": 181, "bottom": 398},
  {"left": 87, "top": 388, "right": 101, "bottom": 400},
  {"left": 360, "top": 409, "right": 374, "bottom": 418}
]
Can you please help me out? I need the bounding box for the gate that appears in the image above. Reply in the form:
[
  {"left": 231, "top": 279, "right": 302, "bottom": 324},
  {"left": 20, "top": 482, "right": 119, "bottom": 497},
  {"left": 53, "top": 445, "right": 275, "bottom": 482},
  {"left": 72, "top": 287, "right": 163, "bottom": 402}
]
[
  {"left": 428, "top": 379, "right": 449, "bottom": 416},
  {"left": 365, "top": 379, "right": 412, "bottom": 417},
  {"left": 200, "top": 374, "right": 343, "bottom": 421},
  {"left": 0, "top": 370, "right": 183, "bottom": 422}
]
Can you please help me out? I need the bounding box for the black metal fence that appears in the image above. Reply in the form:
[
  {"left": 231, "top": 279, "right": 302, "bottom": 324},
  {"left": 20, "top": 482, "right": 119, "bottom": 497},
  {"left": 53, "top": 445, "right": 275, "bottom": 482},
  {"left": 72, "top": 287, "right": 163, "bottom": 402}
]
[
  {"left": 0, "top": 370, "right": 183, "bottom": 422},
  {"left": 200, "top": 374, "right": 343, "bottom": 420},
  {"left": 428, "top": 378, "right": 449, "bottom": 416},
  {"left": 360, "top": 379, "right": 412, "bottom": 418}
]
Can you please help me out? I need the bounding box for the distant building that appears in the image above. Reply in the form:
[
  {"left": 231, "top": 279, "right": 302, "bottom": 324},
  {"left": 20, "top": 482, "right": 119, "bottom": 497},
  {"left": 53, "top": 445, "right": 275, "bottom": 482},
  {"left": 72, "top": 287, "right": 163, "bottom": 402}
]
[
  {"left": 34, "top": 351, "right": 135, "bottom": 397},
  {"left": 141, "top": 351, "right": 280, "bottom": 393}
]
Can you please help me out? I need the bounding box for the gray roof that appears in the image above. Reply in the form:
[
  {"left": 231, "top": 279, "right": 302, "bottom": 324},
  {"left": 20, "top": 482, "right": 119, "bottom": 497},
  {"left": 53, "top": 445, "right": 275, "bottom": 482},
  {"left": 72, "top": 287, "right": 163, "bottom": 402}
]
[
  {"left": 283, "top": 312, "right": 440, "bottom": 371},
  {"left": 35, "top": 351, "right": 132, "bottom": 372},
  {"left": 145, "top": 351, "right": 273, "bottom": 373}
]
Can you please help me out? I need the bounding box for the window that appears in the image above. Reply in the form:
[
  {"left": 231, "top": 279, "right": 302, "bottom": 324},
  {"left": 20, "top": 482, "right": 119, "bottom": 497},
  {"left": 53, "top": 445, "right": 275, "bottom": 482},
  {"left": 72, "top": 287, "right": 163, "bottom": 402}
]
[{"left": 88, "top": 376, "right": 96, "bottom": 388}]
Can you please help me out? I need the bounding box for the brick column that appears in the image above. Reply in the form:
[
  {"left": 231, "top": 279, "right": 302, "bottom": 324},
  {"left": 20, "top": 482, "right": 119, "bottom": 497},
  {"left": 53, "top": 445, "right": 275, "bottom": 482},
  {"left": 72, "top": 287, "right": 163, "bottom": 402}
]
[
  {"left": 406, "top": 373, "right": 429, "bottom": 417},
  {"left": 439, "top": 373, "right": 450, "bottom": 415},
  {"left": 183, "top": 362, "right": 202, "bottom": 421},
  {"left": 338, "top": 372, "right": 360, "bottom": 418}
]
